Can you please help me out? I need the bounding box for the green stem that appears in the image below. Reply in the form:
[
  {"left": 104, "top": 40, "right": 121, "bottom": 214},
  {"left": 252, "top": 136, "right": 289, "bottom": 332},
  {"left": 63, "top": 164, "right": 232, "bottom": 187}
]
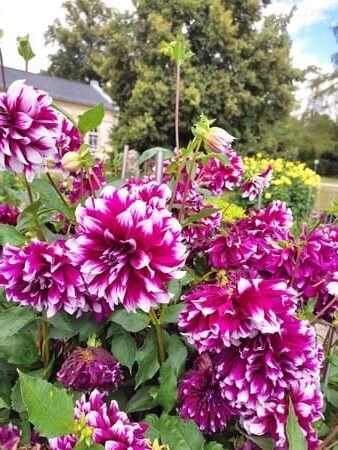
[
  {"left": 149, "top": 309, "right": 165, "bottom": 364},
  {"left": 46, "top": 172, "right": 75, "bottom": 221},
  {"left": 319, "top": 422, "right": 338, "bottom": 450},
  {"left": 175, "top": 64, "right": 181, "bottom": 152},
  {"left": 51, "top": 102, "right": 78, "bottom": 127},
  {"left": 41, "top": 318, "right": 50, "bottom": 367},
  {"left": 0, "top": 48, "right": 7, "bottom": 90},
  {"left": 23, "top": 175, "right": 45, "bottom": 241},
  {"left": 178, "top": 139, "right": 202, "bottom": 222}
]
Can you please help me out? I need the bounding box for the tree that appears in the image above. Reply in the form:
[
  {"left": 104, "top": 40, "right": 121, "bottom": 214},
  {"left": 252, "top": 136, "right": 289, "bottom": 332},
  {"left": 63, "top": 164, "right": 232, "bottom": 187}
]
[
  {"left": 45, "top": 0, "right": 301, "bottom": 151},
  {"left": 98, "top": 0, "right": 301, "bottom": 151},
  {"left": 44, "top": 0, "right": 111, "bottom": 82}
]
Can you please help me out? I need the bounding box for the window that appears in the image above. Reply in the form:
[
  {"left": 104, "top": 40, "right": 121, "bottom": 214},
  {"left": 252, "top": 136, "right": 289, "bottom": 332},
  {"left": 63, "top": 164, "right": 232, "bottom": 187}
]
[{"left": 88, "top": 128, "right": 99, "bottom": 150}]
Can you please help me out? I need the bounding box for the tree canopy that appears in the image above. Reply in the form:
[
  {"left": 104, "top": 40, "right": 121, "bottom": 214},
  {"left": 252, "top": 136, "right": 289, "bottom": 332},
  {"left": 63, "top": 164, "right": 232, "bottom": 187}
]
[{"left": 46, "top": 0, "right": 302, "bottom": 152}]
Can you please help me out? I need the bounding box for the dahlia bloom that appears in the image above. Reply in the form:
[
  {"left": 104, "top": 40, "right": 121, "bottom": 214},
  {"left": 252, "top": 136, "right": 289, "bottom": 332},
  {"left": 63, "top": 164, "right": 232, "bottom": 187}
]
[
  {"left": 67, "top": 162, "right": 106, "bottom": 204},
  {"left": 179, "top": 278, "right": 296, "bottom": 352},
  {"left": 0, "top": 423, "right": 21, "bottom": 449},
  {"left": 68, "top": 184, "right": 187, "bottom": 312},
  {"left": 55, "top": 117, "right": 81, "bottom": 169},
  {"left": 241, "top": 165, "right": 273, "bottom": 201},
  {"left": 0, "top": 204, "right": 20, "bottom": 226},
  {"left": 215, "top": 319, "right": 323, "bottom": 449},
  {"left": 178, "top": 353, "right": 234, "bottom": 433},
  {"left": 197, "top": 149, "right": 244, "bottom": 193},
  {"left": 0, "top": 80, "right": 58, "bottom": 181},
  {"left": 0, "top": 239, "right": 87, "bottom": 317},
  {"left": 57, "top": 345, "right": 123, "bottom": 392},
  {"left": 50, "top": 390, "right": 148, "bottom": 450},
  {"left": 202, "top": 126, "right": 235, "bottom": 153}
]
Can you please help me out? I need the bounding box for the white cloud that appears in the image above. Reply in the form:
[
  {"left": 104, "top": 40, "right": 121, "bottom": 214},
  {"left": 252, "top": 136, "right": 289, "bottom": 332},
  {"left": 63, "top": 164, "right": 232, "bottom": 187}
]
[
  {"left": 265, "top": 0, "right": 337, "bottom": 34},
  {"left": 0, "top": 0, "right": 134, "bottom": 73}
]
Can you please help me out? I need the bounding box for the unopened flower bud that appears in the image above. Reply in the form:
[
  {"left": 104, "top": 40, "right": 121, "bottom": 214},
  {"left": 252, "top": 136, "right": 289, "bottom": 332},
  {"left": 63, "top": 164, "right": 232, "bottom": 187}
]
[
  {"left": 61, "top": 151, "right": 82, "bottom": 172},
  {"left": 203, "top": 126, "right": 235, "bottom": 153}
]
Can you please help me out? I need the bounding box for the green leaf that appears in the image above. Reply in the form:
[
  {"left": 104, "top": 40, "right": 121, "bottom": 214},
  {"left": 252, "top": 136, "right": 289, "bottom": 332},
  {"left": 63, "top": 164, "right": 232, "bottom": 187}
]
[
  {"left": 126, "top": 385, "right": 158, "bottom": 413},
  {"left": 0, "top": 332, "right": 39, "bottom": 366},
  {"left": 0, "top": 306, "right": 36, "bottom": 339},
  {"left": 135, "top": 331, "right": 160, "bottom": 388},
  {"left": 323, "top": 386, "right": 338, "bottom": 407},
  {"left": 167, "top": 280, "right": 183, "bottom": 304},
  {"left": 0, "top": 224, "right": 25, "bottom": 246},
  {"left": 159, "top": 415, "right": 205, "bottom": 450},
  {"left": 144, "top": 414, "right": 161, "bottom": 441},
  {"left": 139, "top": 147, "right": 173, "bottom": 164},
  {"left": 166, "top": 334, "right": 187, "bottom": 377},
  {"left": 19, "top": 371, "right": 75, "bottom": 438},
  {"left": 31, "top": 178, "right": 73, "bottom": 219},
  {"left": 0, "top": 396, "right": 9, "bottom": 409},
  {"left": 155, "top": 360, "right": 177, "bottom": 412},
  {"left": 110, "top": 309, "right": 150, "bottom": 332},
  {"left": 78, "top": 103, "right": 105, "bottom": 135},
  {"left": 183, "top": 208, "right": 219, "bottom": 227},
  {"left": 111, "top": 332, "right": 136, "bottom": 373},
  {"left": 204, "top": 443, "right": 225, "bottom": 450},
  {"left": 286, "top": 399, "right": 308, "bottom": 450},
  {"left": 17, "top": 35, "right": 35, "bottom": 62},
  {"left": 247, "top": 435, "right": 274, "bottom": 450},
  {"left": 11, "top": 380, "right": 25, "bottom": 413},
  {"left": 161, "top": 304, "right": 185, "bottom": 325}
]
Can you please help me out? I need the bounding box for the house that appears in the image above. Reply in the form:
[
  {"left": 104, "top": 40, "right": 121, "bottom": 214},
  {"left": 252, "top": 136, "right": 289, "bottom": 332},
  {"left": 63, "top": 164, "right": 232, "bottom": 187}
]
[{"left": 0, "top": 67, "right": 118, "bottom": 158}]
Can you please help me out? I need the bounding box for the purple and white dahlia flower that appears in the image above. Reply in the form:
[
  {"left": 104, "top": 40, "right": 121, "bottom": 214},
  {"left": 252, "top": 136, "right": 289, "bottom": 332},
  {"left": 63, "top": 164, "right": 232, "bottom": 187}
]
[
  {"left": 49, "top": 390, "right": 148, "bottom": 450},
  {"left": 0, "top": 80, "right": 58, "bottom": 181},
  {"left": 57, "top": 345, "right": 123, "bottom": 392},
  {"left": 179, "top": 278, "right": 296, "bottom": 352},
  {"left": 0, "top": 239, "right": 86, "bottom": 317},
  {"left": 178, "top": 353, "right": 234, "bottom": 433},
  {"left": 0, "top": 204, "right": 20, "bottom": 226},
  {"left": 0, "top": 423, "right": 21, "bottom": 450},
  {"left": 241, "top": 165, "right": 273, "bottom": 201},
  {"left": 68, "top": 183, "right": 187, "bottom": 312}
]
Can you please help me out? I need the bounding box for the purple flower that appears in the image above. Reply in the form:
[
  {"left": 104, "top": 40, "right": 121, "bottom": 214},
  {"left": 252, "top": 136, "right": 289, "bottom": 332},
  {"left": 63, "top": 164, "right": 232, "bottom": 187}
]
[
  {"left": 0, "top": 204, "right": 20, "bottom": 226},
  {"left": 178, "top": 353, "right": 234, "bottom": 433},
  {"left": 0, "top": 239, "right": 87, "bottom": 317},
  {"left": 68, "top": 183, "right": 187, "bottom": 312},
  {"left": 49, "top": 435, "right": 77, "bottom": 450},
  {"left": 197, "top": 149, "right": 244, "bottom": 193},
  {"left": 67, "top": 162, "right": 106, "bottom": 204},
  {"left": 57, "top": 346, "right": 123, "bottom": 392},
  {"left": 0, "top": 424, "right": 21, "bottom": 450},
  {"left": 55, "top": 117, "right": 81, "bottom": 170},
  {"left": 241, "top": 165, "right": 273, "bottom": 201},
  {"left": 0, "top": 80, "right": 58, "bottom": 181},
  {"left": 179, "top": 278, "right": 296, "bottom": 352},
  {"left": 50, "top": 390, "right": 149, "bottom": 450},
  {"left": 215, "top": 319, "right": 323, "bottom": 449}
]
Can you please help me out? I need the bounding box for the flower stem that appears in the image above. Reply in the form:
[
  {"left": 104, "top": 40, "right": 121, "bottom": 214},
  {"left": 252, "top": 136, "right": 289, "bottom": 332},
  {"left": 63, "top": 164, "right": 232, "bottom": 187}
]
[
  {"left": 175, "top": 64, "right": 180, "bottom": 152},
  {"left": 311, "top": 296, "right": 338, "bottom": 324},
  {"left": 23, "top": 174, "right": 45, "bottom": 241},
  {"left": 41, "top": 318, "right": 50, "bottom": 367},
  {"left": 149, "top": 309, "right": 165, "bottom": 364},
  {"left": 319, "top": 423, "right": 338, "bottom": 450},
  {"left": 46, "top": 172, "right": 75, "bottom": 221},
  {"left": 178, "top": 139, "right": 202, "bottom": 222}
]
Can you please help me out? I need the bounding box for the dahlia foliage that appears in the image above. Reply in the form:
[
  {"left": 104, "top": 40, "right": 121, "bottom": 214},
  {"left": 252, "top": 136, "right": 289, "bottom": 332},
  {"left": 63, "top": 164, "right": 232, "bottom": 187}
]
[{"left": 0, "top": 43, "right": 337, "bottom": 450}]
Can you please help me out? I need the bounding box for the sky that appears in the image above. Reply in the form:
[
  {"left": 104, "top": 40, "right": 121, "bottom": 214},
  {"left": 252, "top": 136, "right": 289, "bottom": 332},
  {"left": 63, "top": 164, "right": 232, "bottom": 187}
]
[{"left": 0, "top": 0, "right": 337, "bottom": 109}]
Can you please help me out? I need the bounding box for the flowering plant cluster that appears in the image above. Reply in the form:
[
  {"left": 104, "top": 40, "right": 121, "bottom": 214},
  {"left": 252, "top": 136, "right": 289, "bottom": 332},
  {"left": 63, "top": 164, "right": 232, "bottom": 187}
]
[{"left": 0, "top": 39, "right": 337, "bottom": 450}]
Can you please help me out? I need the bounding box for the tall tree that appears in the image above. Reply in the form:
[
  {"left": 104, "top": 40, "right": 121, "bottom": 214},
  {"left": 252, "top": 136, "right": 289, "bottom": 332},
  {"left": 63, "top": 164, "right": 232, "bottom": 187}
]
[
  {"left": 44, "top": 0, "right": 111, "bottom": 82},
  {"left": 99, "top": 0, "right": 301, "bottom": 151}
]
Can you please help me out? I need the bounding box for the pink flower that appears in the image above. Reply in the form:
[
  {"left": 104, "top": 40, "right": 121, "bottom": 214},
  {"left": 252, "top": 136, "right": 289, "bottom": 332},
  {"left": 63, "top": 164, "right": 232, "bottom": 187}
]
[
  {"left": 57, "top": 346, "right": 123, "bottom": 392},
  {"left": 0, "top": 80, "right": 58, "bottom": 181},
  {"left": 0, "top": 204, "right": 20, "bottom": 225},
  {"left": 197, "top": 149, "right": 244, "bottom": 193},
  {"left": 216, "top": 319, "right": 323, "bottom": 449},
  {"left": 67, "top": 162, "right": 106, "bottom": 204},
  {"left": 241, "top": 165, "right": 273, "bottom": 201},
  {"left": 50, "top": 390, "right": 148, "bottom": 450},
  {"left": 178, "top": 353, "right": 234, "bottom": 433},
  {"left": 0, "top": 423, "right": 21, "bottom": 449},
  {"left": 179, "top": 278, "right": 296, "bottom": 352},
  {"left": 0, "top": 239, "right": 87, "bottom": 317},
  {"left": 68, "top": 183, "right": 187, "bottom": 312},
  {"left": 49, "top": 435, "right": 77, "bottom": 450}
]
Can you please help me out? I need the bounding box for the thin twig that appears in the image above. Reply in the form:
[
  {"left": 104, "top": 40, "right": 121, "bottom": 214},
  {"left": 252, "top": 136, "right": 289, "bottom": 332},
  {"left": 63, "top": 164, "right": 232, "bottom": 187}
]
[
  {"left": 311, "top": 296, "right": 338, "bottom": 324},
  {"left": 319, "top": 423, "right": 338, "bottom": 450}
]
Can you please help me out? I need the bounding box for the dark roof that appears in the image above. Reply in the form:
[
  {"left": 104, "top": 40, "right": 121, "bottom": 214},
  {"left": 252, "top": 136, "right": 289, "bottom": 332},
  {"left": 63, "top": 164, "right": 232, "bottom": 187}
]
[{"left": 0, "top": 67, "right": 115, "bottom": 111}]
